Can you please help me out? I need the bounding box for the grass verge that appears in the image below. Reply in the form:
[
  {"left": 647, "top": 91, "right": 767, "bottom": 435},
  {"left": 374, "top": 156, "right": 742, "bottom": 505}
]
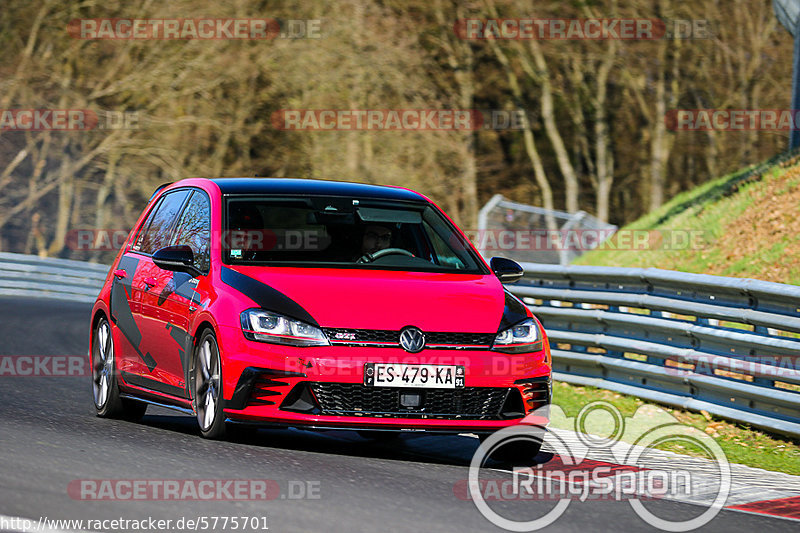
[{"left": 550, "top": 381, "right": 800, "bottom": 475}]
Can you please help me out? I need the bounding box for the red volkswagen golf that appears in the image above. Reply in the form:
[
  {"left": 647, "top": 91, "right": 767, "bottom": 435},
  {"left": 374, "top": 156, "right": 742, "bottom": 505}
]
[{"left": 89, "top": 178, "right": 551, "bottom": 444}]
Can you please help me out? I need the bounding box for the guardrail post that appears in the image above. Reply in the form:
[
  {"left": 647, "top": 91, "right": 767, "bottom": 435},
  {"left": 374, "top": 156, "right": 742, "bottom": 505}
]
[
  {"left": 644, "top": 309, "right": 666, "bottom": 366},
  {"left": 605, "top": 305, "right": 624, "bottom": 358}
]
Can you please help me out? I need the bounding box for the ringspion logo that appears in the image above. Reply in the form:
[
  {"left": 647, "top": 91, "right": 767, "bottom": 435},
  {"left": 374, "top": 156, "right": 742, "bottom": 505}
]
[{"left": 464, "top": 402, "right": 731, "bottom": 531}]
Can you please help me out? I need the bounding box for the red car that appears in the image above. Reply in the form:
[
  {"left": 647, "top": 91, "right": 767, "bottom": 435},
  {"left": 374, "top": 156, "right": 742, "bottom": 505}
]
[{"left": 89, "top": 178, "right": 551, "bottom": 445}]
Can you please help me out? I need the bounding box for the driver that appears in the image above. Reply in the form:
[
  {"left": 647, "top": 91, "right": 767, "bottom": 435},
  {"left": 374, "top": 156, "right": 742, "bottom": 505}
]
[{"left": 360, "top": 224, "right": 393, "bottom": 256}]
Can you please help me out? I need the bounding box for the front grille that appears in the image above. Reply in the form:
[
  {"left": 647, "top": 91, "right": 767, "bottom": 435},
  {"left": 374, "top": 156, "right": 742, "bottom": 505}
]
[
  {"left": 323, "top": 328, "right": 495, "bottom": 347},
  {"left": 428, "top": 332, "right": 496, "bottom": 346},
  {"left": 324, "top": 328, "right": 397, "bottom": 343},
  {"left": 306, "top": 382, "right": 510, "bottom": 419}
]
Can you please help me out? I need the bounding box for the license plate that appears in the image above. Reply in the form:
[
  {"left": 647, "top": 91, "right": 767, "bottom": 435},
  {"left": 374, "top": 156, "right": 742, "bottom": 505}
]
[{"left": 363, "top": 363, "right": 465, "bottom": 388}]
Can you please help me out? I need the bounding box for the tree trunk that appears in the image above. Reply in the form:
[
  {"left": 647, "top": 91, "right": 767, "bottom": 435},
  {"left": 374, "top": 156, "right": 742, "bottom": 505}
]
[
  {"left": 434, "top": 0, "right": 478, "bottom": 228},
  {"left": 593, "top": 40, "right": 616, "bottom": 223},
  {"left": 486, "top": 35, "right": 557, "bottom": 231},
  {"left": 649, "top": 44, "right": 669, "bottom": 212},
  {"left": 47, "top": 170, "right": 74, "bottom": 257},
  {"left": 526, "top": 40, "right": 580, "bottom": 213}
]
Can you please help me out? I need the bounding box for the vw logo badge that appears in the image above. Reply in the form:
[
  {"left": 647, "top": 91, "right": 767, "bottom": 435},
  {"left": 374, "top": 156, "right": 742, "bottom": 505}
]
[{"left": 399, "top": 327, "right": 425, "bottom": 353}]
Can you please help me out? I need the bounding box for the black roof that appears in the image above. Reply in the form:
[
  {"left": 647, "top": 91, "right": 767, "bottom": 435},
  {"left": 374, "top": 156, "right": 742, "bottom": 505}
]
[{"left": 210, "top": 178, "right": 425, "bottom": 202}]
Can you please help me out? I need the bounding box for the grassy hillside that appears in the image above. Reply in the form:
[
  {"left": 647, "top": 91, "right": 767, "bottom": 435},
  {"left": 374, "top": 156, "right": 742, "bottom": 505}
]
[
  {"left": 575, "top": 151, "right": 800, "bottom": 285},
  {"left": 565, "top": 151, "right": 800, "bottom": 472}
]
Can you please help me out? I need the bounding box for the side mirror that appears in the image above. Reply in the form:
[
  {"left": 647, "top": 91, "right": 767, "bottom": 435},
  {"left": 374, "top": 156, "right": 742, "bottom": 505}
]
[
  {"left": 490, "top": 257, "right": 523, "bottom": 284},
  {"left": 153, "top": 245, "right": 200, "bottom": 276}
]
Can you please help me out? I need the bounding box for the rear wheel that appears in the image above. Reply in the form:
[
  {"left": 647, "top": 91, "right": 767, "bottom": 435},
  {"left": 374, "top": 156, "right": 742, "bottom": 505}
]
[
  {"left": 192, "top": 329, "right": 226, "bottom": 439},
  {"left": 92, "top": 316, "right": 147, "bottom": 421}
]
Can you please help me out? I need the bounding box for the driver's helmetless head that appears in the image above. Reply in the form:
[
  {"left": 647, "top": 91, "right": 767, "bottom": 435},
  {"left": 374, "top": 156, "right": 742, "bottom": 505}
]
[{"left": 361, "top": 224, "right": 392, "bottom": 255}]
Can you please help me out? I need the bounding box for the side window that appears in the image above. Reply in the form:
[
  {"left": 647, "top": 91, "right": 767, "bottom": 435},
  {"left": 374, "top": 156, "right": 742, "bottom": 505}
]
[
  {"left": 134, "top": 190, "right": 190, "bottom": 255},
  {"left": 172, "top": 191, "right": 211, "bottom": 272}
]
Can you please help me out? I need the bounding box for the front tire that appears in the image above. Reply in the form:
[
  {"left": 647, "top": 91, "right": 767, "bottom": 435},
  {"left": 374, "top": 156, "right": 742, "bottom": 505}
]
[
  {"left": 92, "top": 316, "right": 147, "bottom": 421},
  {"left": 191, "top": 329, "right": 226, "bottom": 439}
]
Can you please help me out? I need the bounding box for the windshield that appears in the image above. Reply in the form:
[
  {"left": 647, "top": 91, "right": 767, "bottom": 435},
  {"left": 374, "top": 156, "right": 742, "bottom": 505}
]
[{"left": 222, "top": 196, "right": 486, "bottom": 273}]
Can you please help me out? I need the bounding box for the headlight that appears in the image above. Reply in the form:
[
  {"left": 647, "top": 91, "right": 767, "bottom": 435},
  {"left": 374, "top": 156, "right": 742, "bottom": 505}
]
[
  {"left": 240, "top": 309, "right": 329, "bottom": 347},
  {"left": 492, "top": 318, "right": 543, "bottom": 353}
]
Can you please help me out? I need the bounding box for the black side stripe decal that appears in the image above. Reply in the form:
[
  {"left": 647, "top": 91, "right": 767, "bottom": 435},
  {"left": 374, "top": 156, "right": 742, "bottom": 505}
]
[
  {"left": 110, "top": 255, "right": 157, "bottom": 372},
  {"left": 121, "top": 371, "right": 185, "bottom": 398},
  {"left": 220, "top": 267, "right": 319, "bottom": 326},
  {"left": 498, "top": 289, "right": 530, "bottom": 331}
]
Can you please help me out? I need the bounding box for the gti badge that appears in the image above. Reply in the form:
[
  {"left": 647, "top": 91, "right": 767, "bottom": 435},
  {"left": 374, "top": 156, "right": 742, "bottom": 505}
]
[{"left": 399, "top": 326, "right": 425, "bottom": 353}]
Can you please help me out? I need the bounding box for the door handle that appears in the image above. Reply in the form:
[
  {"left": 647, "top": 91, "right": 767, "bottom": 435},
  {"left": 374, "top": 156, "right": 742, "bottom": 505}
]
[
  {"left": 113, "top": 269, "right": 127, "bottom": 279},
  {"left": 143, "top": 276, "right": 157, "bottom": 289}
]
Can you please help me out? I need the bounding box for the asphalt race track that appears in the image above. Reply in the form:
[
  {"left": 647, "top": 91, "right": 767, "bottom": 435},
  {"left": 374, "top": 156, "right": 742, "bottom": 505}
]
[{"left": 0, "top": 295, "right": 792, "bottom": 532}]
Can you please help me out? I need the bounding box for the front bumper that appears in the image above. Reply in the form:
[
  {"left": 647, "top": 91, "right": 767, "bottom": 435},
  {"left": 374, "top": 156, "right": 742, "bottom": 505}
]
[{"left": 218, "top": 325, "right": 551, "bottom": 431}]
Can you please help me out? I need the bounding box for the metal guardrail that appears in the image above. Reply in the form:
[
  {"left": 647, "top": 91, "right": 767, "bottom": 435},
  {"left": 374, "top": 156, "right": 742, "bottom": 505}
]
[
  {"left": 1, "top": 252, "right": 798, "bottom": 438},
  {"left": 511, "top": 263, "right": 800, "bottom": 438},
  {"left": 0, "top": 252, "right": 108, "bottom": 303}
]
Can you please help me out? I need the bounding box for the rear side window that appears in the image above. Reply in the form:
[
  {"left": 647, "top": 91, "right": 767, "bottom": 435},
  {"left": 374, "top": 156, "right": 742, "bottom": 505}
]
[
  {"left": 132, "top": 190, "right": 190, "bottom": 255},
  {"left": 172, "top": 191, "right": 211, "bottom": 272}
]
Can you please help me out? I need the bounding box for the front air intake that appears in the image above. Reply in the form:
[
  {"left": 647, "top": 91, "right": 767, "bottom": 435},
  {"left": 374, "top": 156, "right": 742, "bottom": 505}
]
[{"left": 280, "top": 383, "right": 322, "bottom": 414}]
